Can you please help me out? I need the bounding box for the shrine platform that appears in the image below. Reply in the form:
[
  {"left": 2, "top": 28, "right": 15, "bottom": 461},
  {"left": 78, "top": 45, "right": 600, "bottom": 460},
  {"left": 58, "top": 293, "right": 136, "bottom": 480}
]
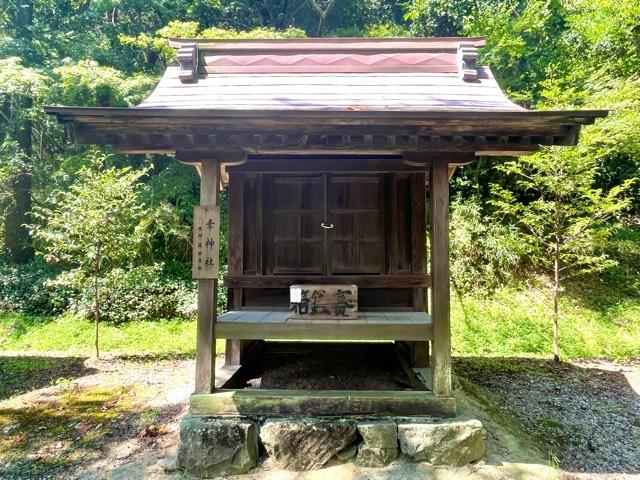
[{"left": 215, "top": 310, "right": 433, "bottom": 341}]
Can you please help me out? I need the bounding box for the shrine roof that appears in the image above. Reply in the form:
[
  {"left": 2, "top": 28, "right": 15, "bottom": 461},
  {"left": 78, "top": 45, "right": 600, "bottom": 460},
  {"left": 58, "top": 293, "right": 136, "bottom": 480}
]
[
  {"left": 139, "top": 37, "right": 522, "bottom": 112},
  {"left": 44, "top": 37, "right": 607, "bottom": 157}
]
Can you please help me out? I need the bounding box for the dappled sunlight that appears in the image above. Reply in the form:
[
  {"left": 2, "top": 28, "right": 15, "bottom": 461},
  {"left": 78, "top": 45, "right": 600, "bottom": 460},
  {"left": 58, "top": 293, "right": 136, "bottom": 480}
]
[
  {"left": 0, "top": 355, "right": 95, "bottom": 400},
  {"left": 0, "top": 355, "right": 193, "bottom": 479}
]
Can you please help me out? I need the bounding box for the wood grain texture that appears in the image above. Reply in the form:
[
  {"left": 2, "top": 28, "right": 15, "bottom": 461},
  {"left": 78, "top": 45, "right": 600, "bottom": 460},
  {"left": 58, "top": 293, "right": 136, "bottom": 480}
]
[
  {"left": 190, "top": 389, "right": 455, "bottom": 417},
  {"left": 139, "top": 66, "right": 524, "bottom": 112},
  {"left": 224, "top": 274, "right": 431, "bottom": 288},
  {"left": 215, "top": 310, "right": 433, "bottom": 341},
  {"left": 194, "top": 160, "right": 219, "bottom": 394},
  {"left": 192, "top": 205, "right": 220, "bottom": 279},
  {"left": 226, "top": 172, "right": 244, "bottom": 366},
  {"left": 429, "top": 159, "right": 452, "bottom": 396},
  {"left": 289, "top": 284, "right": 358, "bottom": 320}
]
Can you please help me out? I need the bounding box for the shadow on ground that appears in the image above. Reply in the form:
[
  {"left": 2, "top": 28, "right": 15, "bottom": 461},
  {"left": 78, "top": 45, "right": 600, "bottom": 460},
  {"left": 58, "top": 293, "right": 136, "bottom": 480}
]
[
  {"left": 0, "top": 359, "right": 186, "bottom": 480},
  {"left": 0, "top": 355, "right": 96, "bottom": 400},
  {"left": 455, "top": 356, "right": 640, "bottom": 476}
]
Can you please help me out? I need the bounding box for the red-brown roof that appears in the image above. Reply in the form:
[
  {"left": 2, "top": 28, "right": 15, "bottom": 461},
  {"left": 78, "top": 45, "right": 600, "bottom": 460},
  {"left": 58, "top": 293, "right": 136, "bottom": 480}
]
[
  {"left": 44, "top": 37, "right": 607, "bottom": 157},
  {"left": 169, "top": 37, "right": 486, "bottom": 75}
]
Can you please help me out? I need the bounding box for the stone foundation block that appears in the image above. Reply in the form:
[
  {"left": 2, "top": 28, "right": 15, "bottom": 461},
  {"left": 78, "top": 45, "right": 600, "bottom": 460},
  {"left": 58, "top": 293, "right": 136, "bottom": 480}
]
[
  {"left": 357, "top": 420, "right": 398, "bottom": 448},
  {"left": 356, "top": 444, "right": 398, "bottom": 467},
  {"left": 398, "top": 418, "right": 485, "bottom": 466},
  {"left": 260, "top": 418, "right": 357, "bottom": 470},
  {"left": 177, "top": 416, "right": 258, "bottom": 477},
  {"left": 334, "top": 443, "right": 358, "bottom": 462}
]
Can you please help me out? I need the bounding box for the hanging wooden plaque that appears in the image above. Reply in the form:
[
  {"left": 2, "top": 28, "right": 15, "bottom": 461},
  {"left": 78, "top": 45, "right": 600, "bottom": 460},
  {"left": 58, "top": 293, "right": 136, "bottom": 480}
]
[{"left": 192, "top": 205, "right": 220, "bottom": 279}]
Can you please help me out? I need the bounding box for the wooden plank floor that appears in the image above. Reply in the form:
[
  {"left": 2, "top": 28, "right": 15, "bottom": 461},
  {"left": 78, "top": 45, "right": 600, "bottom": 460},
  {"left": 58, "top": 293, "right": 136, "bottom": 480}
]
[{"left": 215, "top": 310, "right": 433, "bottom": 341}]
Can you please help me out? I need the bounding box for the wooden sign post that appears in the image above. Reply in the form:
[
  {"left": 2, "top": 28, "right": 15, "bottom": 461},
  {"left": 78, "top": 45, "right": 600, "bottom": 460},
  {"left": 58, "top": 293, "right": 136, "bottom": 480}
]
[
  {"left": 192, "top": 205, "right": 221, "bottom": 279},
  {"left": 194, "top": 160, "right": 219, "bottom": 395}
]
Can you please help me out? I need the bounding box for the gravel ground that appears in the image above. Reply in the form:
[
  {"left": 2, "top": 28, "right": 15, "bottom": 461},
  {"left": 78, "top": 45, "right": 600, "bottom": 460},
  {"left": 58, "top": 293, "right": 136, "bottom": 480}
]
[{"left": 454, "top": 357, "right": 640, "bottom": 477}]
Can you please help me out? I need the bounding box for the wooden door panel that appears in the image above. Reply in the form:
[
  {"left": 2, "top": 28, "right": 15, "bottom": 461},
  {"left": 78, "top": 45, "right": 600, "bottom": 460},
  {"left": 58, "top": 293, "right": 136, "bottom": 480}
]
[
  {"left": 329, "top": 176, "right": 385, "bottom": 274},
  {"left": 267, "top": 175, "right": 324, "bottom": 274}
]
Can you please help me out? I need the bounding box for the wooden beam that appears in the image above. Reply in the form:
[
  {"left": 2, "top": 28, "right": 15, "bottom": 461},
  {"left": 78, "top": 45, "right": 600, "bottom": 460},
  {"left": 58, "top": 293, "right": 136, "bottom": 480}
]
[
  {"left": 429, "top": 159, "right": 452, "bottom": 396},
  {"left": 216, "top": 319, "right": 433, "bottom": 341},
  {"left": 194, "top": 160, "right": 219, "bottom": 394},
  {"left": 227, "top": 158, "right": 437, "bottom": 174},
  {"left": 190, "top": 389, "right": 455, "bottom": 417},
  {"left": 223, "top": 274, "right": 431, "bottom": 288}
]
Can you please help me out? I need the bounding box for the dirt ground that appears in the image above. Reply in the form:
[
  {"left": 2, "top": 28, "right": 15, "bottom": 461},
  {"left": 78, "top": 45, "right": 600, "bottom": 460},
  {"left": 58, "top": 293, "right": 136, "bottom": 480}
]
[
  {"left": 0, "top": 350, "right": 638, "bottom": 480},
  {"left": 241, "top": 343, "right": 425, "bottom": 390}
]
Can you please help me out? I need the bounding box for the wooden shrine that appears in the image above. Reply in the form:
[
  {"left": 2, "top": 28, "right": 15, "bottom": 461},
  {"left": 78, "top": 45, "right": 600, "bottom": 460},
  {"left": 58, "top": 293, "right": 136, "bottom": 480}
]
[{"left": 46, "top": 37, "right": 605, "bottom": 417}]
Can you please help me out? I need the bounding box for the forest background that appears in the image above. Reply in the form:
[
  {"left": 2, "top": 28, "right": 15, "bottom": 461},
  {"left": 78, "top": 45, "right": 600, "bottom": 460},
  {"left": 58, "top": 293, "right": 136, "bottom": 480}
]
[{"left": 0, "top": 0, "right": 638, "bottom": 361}]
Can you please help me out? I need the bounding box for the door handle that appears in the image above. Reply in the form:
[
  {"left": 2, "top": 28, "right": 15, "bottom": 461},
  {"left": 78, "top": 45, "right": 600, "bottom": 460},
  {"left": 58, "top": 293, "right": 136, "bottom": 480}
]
[{"left": 321, "top": 222, "right": 334, "bottom": 230}]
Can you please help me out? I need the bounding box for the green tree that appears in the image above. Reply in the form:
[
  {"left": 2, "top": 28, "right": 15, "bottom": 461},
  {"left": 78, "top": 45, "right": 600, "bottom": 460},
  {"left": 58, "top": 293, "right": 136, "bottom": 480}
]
[
  {"left": 31, "top": 153, "right": 148, "bottom": 357},
  {"left": 0, "top": 57, "right": 48, "bottom": 262},
  {"left": 491, "top": 148, "right": 633, "bottom": 362}
]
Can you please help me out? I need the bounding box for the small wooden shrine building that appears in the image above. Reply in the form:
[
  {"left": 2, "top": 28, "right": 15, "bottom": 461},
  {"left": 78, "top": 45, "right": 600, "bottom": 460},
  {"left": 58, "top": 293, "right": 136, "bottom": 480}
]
[{"left": 46, "top": 37, "right": 604, "bottom": 417}]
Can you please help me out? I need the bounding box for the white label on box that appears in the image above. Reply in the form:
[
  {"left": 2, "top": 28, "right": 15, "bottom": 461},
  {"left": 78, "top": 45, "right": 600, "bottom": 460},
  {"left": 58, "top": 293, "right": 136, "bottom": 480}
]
[{"left": 290, "top": 287, "right": 302, "bottom": 303}]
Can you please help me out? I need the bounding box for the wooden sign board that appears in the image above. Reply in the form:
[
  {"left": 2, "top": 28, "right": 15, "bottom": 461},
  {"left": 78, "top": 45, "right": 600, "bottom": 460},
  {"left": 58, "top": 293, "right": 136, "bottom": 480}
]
[
  {"left": 192, "top": 205, "right": 220, "bottom": 279},
  {"left": 289, "top": 284, "right": 358, "bottom": 320}
]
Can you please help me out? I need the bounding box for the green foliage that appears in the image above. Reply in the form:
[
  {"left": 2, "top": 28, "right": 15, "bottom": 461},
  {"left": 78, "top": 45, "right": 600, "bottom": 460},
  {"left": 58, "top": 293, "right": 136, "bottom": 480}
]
[
  {"left": 31, "top": 151, "right": 149, "bottom": 356},
  {"left": 492, "top": 149, "right": 633, "bottom": 282},
  {"left": 0, "top": 311, "right": 225, "bottom": 357},
  {"left": 452, "top": 281, "right": 640, "bottom": 360},
  {"left": 450, "top": 196, "right": 526, "bottom": 295},
  {"left": 76, "top": 264, "right": 195, "bottom": 323},
  {"left": 565, "top": 0, "right": 640, "bottom": 78},
  {"left": 405, "top": 0, "right": 472, "bottom": 36},
  {"left": 118, "top": 22, "right": 307, "bottom": 70},
  {"left": 365, "top": 22, "right": 410, "bottom": 37},
  {"left": 491, "top": 146, "right": 633, "bottom": 360},
  {"left": 0, "top": 257, "right": 75, "bottom": 314},
  {"left": 31, "top": 152, "right": 148, "bottom": 273},
  {"left": 0, "top": 57, "right": 48, "bottom": 205},
  {"left": 49, "top": 61, "right": 157, "bottom": 107},
  {"left": 463, "top": 0, "right": 573, "bottom": 107}
]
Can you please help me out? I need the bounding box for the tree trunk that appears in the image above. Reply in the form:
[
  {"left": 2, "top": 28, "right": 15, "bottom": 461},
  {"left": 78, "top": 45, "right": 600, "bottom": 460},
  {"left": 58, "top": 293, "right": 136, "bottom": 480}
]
[
  {"left": 552, "top": 247, "right": 560, "bottom": 363},
  {"left": 306, "top": 0, "right": 336, "bottom": 37},
  {"left": 93, "top": 263, "right": 100, "bottom": 359},
  {"left": 5, "top": 1, "right": 34, "bottom": 263}
]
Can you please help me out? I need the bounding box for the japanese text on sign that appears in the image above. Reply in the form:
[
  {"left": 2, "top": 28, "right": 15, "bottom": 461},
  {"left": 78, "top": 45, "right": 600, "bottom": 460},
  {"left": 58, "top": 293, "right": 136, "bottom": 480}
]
[{"left": 192, "top": 205, "right": 220, "bottom": 279}]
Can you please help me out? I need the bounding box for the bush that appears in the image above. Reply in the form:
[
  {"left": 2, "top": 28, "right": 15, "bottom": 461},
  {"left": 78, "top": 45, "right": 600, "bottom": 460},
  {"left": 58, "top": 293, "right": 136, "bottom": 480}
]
[
  {"left": 0, "top": 258, "right": 76, "bottom": 314},
  {"left": 78, "top": 263, "right": 196, "bottom": 323},
  {"left": 450, "top": 197, "right": 528, "bottom": 295}
]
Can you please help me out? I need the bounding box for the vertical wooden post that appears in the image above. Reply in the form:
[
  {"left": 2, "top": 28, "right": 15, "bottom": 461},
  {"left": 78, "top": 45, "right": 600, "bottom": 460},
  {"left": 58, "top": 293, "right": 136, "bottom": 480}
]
[
  {"left": 430, "top": 158, "right": 452, "bottom": 396},
  {"left": 194, "top": 160, "right": 219, "bottom": 394},
  {"left": 226, "top": 171, "right": 244, "bottom": 366}
]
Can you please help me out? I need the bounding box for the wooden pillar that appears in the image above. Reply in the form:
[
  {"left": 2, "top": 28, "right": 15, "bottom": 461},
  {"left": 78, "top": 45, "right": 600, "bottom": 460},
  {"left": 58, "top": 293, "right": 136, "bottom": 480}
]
[
  {"left": 429, "top": 158, "right": 452, "bottom": 396},
  {"left": 407, "top": 171, "right": 429, "bottom": 367},
  {"left": 226, "top": 170, "right": 244, "bottom": 365},
  {"left": 194, "top": 160, "right": 219, "bottom": 394}
]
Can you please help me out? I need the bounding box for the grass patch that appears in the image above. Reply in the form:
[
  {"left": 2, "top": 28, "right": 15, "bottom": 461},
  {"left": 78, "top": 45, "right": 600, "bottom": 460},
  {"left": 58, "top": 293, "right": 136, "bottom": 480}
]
[
  {"left": 1, "top": 275, "right": 637, "bottom": 362},
  {"left": 0, "top": 311, "right": 225, "bottom": 357},
  {"left": 0, "top": 384, "right": 141, "bottom": 479},
  {"left": 452, "top": 283, "right": 640, "bottom": 361}
]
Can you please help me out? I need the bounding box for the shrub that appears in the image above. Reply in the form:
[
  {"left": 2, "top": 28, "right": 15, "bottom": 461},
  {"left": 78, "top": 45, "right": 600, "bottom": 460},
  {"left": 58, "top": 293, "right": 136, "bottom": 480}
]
[
  {"left": 77, "top": 263, "right": 196, "bottom": 324},
  {"left": 0, "top": 258, "right": 76, "bottom": 314},
  {"left": 450, "top": 197, "right": 528, "bottom": 295}
]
